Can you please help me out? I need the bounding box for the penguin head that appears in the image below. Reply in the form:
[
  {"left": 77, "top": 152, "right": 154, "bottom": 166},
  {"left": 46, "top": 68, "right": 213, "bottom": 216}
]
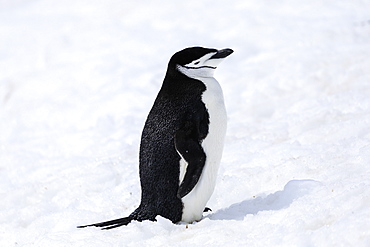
[{"left": 168, "top": 47, "right": 233, "bottom": 78}]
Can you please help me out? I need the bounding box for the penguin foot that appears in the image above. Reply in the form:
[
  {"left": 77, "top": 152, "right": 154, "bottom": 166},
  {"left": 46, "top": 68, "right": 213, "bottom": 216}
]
[
  {"left": 203, "top": 207, "right": 212, "bottom": 212},
  {"left": 77, "top": 216, "right": 133, "bottom": 230}
]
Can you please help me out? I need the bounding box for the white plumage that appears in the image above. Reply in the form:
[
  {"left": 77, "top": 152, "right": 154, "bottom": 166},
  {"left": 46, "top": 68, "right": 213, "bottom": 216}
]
[{"left": 177, "top": 56, "right": 227, "bottom": 222}]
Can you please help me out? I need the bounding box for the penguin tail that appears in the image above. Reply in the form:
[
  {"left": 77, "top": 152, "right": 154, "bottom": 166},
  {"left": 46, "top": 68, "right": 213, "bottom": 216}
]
[{"left": 77, "top": 215, "right": 133, "bottom": 230}]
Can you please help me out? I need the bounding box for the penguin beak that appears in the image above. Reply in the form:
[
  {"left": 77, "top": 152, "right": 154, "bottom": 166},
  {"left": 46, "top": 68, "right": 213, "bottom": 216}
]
[{"left": 210, "top": 48, "right": 234, "bottom": 59}]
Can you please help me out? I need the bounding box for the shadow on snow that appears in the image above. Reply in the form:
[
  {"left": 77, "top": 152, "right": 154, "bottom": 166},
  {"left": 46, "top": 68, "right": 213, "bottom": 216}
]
[{"left": 208, "top": 179, "right": 322, "bottom": 221}]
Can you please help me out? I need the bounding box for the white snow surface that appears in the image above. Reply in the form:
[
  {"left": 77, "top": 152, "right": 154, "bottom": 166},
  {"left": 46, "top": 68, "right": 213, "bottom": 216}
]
[{"left": 1, "top": 0, "right": 370, "bottom": 246}]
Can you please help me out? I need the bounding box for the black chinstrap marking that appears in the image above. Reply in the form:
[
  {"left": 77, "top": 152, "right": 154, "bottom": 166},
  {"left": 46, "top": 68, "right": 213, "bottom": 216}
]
[{"left": 183, "top": 65, "right": 216, "bottom": 70}]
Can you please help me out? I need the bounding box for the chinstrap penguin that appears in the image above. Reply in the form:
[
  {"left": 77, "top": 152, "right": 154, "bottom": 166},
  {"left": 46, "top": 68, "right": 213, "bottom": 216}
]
[{"left": 78, "top": 46, "right": 233, "bottom": 229}]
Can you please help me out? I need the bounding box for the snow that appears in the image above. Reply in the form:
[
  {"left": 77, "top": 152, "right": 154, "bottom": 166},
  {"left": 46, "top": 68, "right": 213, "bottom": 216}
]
[{"left": 1, "top": 0, "right": 370, "bottom": 246}]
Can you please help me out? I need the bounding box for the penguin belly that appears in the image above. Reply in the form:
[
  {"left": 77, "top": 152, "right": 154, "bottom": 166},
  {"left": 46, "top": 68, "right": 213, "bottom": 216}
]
[{"left": 180, "top": 77, "right": 227, "bottom": 223}]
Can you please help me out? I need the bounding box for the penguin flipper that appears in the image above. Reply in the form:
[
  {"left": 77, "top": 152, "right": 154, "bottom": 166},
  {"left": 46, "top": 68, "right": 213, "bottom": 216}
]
[
  {"left": 175, "top": 122, "right": 206, "bottom": 198},
  {"left": 77, "top": 216, "right": 133, "bottom": 230}
]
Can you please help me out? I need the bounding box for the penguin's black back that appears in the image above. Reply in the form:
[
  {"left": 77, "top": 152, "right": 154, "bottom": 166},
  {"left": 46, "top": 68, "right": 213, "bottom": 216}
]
[{"left": 137, "top": 70, "right": 209, "bottom": 222}]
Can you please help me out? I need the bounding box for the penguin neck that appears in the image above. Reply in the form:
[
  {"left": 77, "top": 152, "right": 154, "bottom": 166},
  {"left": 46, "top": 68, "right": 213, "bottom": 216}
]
[{"left": 162, "top": 68, "right": 206, "bottom": 98}]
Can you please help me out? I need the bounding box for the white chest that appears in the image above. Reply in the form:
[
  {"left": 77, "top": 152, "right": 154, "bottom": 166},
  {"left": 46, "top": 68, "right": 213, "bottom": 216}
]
[{"left": 180, "top": 77, "right": 227, "bottom": 223}]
